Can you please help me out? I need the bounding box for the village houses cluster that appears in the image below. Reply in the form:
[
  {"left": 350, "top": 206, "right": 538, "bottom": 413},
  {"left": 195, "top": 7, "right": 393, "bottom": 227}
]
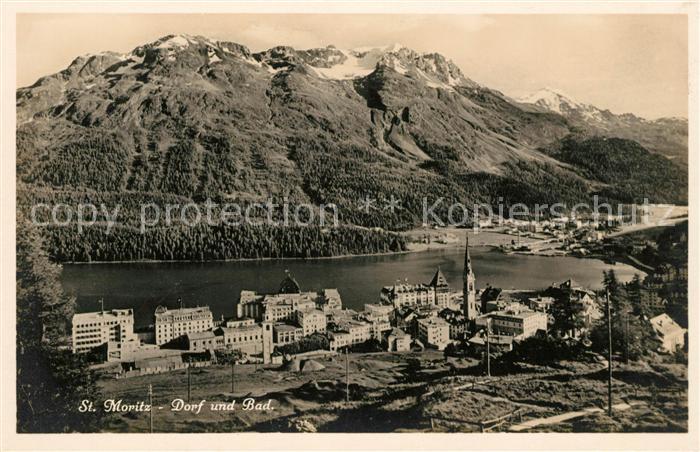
[{"left": 71, "top": 235, "right": 686, "bottom": 377}]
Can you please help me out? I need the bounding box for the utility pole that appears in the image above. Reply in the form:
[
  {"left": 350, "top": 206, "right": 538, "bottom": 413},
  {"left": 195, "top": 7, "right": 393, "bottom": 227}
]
[
  {"left": 148, "top": 384, "right": 153, "bottom": 433},
  {"left": 345, "top": 347, "right": 350, "bottom": 403},
  {"left": 187, "top": 362, "right": 191, "bottom": 403},
  {"left": 231, "top": 358, "right": 235, "bottom": 393},
  {"left": 486, "top": 317, "right": 491, "bottom": 378},
  {"left": 624, "top": 309, "right": 630, "bottom": 364},
  {"left": 606, "top": 289, "right": 613, "bottom": 417}
]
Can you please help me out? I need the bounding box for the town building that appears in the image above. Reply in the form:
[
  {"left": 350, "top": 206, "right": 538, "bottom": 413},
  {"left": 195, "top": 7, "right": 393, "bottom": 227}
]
[
  {"left": 225, "top": 317, "right": 256, "bottom": 328},
  {"left": 335, "top": 319, "right": 372, "bottom": 346},
  {"left": 154, "top": 305, "right": 214, "bottom": 345},
  {"left": 468, "top": 333, "right": 514, "bottom": 353},
  {"left": 385, "top": 328, "right": 411, "bottom": 352},
  {"left": 296, "top": 308, "right": 327, "bottom": 336},
  {"left": 640, "top": 290, "right": 668, "bottom": 314},
  {"left": 380, "top": 282, "right": 434, "bottom": 308},
  {"left": 649, "top": 314, "right": 686, "bottom": 353},
  {"left": 215, "top": 322, "right": 274, "bottom": 363},
  {"left": 368, "top": 318, "right": 392, "bottom": 340},
  {"left": 380, "top": 268, "right": 453, "bottom": 309},
  {"left": 527, "top": 296, "right": 555, "bottom": 312},
  {"left": 236, "top": 273, "right": 343, "bottom": 323},
  {"left": 475, "top": 307, "right": 547, "bottom": 340},
  {"left": 72, "top": 309, "right": 137, "bottom": 354},
  {"left": 185, "top": 330, "right": 222, "bottom": 352},
  {"left": 329, "top": 331, "right": 352, "bottom": 352},
  {"left": 273, "top": 323, "right": 303, "bottom": 345},
  {"left": 428, "top": 268, "right": 452, "bottom": 308},
  {"left": 438, "top": 308, "right": 468, "bottom": 339},
  {"left": 543, "top": 279, "right": 602, "bottom": 336},
  {"left": 416, "top": 317, "right": 450, "bottom": 350},
  {"left": 363, "top": 303, "right": 393, "bottom": 323}
]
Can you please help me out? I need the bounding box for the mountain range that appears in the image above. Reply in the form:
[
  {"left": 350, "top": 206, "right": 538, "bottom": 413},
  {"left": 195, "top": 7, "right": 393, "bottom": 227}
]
[
  {"left": 15, "top": 34, "right": 688, "bottom": 260},
  {"left": 515, "top": 87, "right": 687, "bottom": 163}
]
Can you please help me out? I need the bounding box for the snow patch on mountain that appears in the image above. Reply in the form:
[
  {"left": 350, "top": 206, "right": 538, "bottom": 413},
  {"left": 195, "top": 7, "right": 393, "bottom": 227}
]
[
  {"left": 313, "top": 48, "right": 380, "bottom": 79},
  {"left": 155, "top": 35, "right": 194, "bottom": 50},
  {"left": 518, "top": 87, "right": 583, "bottom": 114},
  {"left": 518, "top": 87, "right": 610, "bottom": 122}
]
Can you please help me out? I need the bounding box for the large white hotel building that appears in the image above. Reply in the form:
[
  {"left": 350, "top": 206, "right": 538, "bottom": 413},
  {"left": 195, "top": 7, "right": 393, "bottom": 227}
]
[
  {"left": 71, "top": 309, "right": 137, "bottom": 354},
  {"left": 154, "top": 305, "right": 214, "bottom": 345}
]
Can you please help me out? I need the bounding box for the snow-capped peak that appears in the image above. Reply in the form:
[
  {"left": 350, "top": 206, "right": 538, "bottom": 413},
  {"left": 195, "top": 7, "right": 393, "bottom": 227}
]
[
  {"left": 306, "top": 44, "right": 473, "bottom": 88},
  {"left": 518, "top": 87, "right": 614, "bottom": 122},
  {"left": 517, "top": 87, "right": 583, "bottom": 114}
]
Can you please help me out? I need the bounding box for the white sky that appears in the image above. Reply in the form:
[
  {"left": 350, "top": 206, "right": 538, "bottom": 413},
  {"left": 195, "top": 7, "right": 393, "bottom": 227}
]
[{"left": 17, "top": 14, "right": 688, "bottom": 119}]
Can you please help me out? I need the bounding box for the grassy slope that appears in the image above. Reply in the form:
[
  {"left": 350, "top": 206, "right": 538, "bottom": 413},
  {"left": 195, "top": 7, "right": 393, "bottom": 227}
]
[{"left": 98, "top": 352, "right": 686, "bottom": 433}]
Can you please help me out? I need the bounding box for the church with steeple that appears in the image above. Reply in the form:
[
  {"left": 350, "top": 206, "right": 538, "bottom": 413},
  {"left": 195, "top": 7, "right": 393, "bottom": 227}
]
[{"left": 463, "top": 234, "right": 479, "bottom": 320}]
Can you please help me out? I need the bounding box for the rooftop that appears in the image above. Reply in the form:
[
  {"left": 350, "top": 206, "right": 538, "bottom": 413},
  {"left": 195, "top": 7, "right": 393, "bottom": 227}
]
[
  {"left": 650, "top": 313, "right": 685, "bottom": 337},
  {"left": 217, "top": 325, "right": 262, "bottom": 334},
  {"left": 187, "top": 330, "right": 216, "bottom": 340},
  {"left": 274, "top": 323, "right": 301, "bottom": 332},
  {"left": 417, "top": 317, "right": 449, "bottom": 327},
  {"left": 388, "top": 327, "right": 409, "bottom": 337},
  {"left": 154, "top": 305, "right": 211, "bottom": 316},
  {"left": 73, "top": 309, "right": 133, "bottom": 321},
  {"left": 487, "top": 309, "right": 544, "bottom": 320}
]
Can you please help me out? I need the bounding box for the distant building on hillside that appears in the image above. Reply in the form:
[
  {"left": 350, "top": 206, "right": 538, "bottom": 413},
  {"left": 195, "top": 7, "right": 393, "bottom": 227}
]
[
  {"left": 649, "top": 313, "right": 686, "bottom": 353},
  {"left": 640, "top": 290, "right": 668, "bottom": 314}
]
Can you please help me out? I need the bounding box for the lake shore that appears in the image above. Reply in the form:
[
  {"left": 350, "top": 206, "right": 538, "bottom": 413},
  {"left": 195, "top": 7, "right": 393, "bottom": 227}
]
[{"left": 59, "top": 228, "right": 521, "bottom": 265}]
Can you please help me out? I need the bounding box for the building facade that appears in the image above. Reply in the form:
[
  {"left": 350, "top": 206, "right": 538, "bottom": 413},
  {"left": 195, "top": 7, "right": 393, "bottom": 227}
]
[
  {"left": 380, "top": 268, "right": 454, "bottom": 309},
  {"left": 475, "top": 308, "right": 547, "bottom": 340},
  {"left": 385, "top": 328, "right": 411, "bottom": 352},
  {"left": 72, "top": 309, "right": 137, "bottom": 354},
  {"left": 416, "top": 317, "right": 450, "bottom": 350},
  {"left": 154, "top": 305, "right": 214, "bottom": 345},
  {"left": 236, "top": 274, "right": 343, "bottom": 324},
  {"left": 296, "top": 308, "right": 327, "bottom": 336},
  {"left": 273, "top": 323, "right": 303, "bottom": 345}
]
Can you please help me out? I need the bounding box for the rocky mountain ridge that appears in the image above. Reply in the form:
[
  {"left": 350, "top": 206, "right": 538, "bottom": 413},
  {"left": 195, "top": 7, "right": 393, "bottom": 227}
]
[
  {"left": 517, "top": 87, "right": 687, "bottom": 162},
  {"left": 16, "top": 34, "right": 688, "bottom": 238}
]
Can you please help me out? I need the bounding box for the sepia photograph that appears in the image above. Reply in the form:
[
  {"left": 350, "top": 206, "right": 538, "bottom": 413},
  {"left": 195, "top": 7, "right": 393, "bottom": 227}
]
[{"left": 2, "top": 2, "right": 698, "bottom": 450}]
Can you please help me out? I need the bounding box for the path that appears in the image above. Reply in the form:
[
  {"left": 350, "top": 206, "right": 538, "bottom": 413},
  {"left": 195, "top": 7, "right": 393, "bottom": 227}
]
[{"left": 508, "top": 401, "right": 644, "bottom": 432}]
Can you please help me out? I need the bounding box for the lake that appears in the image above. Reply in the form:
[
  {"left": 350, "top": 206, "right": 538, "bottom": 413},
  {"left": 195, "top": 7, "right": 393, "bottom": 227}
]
[{"left": 60, "top": 248, "right": 642, "bottom": 327}]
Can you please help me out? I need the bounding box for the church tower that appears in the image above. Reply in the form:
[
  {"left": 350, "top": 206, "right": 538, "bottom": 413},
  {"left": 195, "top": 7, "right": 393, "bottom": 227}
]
[{"left": 463, "top": 234, "right": 478, "bottom": 320}]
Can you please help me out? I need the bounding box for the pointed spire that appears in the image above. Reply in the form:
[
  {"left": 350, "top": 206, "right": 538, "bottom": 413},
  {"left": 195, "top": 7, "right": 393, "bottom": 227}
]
[
  {"left": 463, "top": 231, "right": 478, "bottom": 320},
  {"left": 464, "top": 232, "right": 473, "bottom": 283},
  {"left": 429, "top": 266, "right": 449, "bottom": 288}
]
